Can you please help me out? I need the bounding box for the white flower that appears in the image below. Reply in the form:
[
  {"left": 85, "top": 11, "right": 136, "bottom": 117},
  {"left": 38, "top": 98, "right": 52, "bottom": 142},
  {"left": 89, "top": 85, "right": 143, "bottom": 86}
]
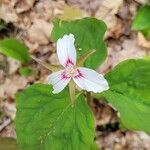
[{"left": 48, "top": 34, "right": 109, "bottom": 94}]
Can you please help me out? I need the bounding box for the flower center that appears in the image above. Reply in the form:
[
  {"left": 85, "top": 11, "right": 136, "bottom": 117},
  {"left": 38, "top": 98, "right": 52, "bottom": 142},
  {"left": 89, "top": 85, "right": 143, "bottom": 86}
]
[{"left": 66, "top": 66, "right": 77, "bottom": 77}]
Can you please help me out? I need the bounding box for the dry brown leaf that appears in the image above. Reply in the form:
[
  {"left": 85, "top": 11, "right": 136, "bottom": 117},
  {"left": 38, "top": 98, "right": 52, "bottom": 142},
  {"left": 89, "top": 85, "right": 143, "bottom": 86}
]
[
  {"left": 0, "top": 3, "right": 18, "bottom": 23},
  {"left": 0, "top": 75, "right": 28, "bottom": 99},
  {"left": 108, "top": 19, "right": 124, "bottom": 39},
  {"left": 99, "top": 39, "right": 146, "bottom": 74},
  {"left": 48, "top": 53, "right": 60, "bottom": 65},
  {"left": 137, "top": 32, "right": 150, "bottom": 49},
  {"left": 26, "top": 42, "right": 39, "bottom": 53},
  {"left": 96, "top": 131, "right": 150, "bottom": 150},
  {"left": 95, "top": 0, "right": 123, "bottom": 18},
  {"left": 52, "top": 0, "right": 66, "bottom": 17},
  {"left": 4, "top": 102, "right": 16, "bottom": 120},
  {"left": 34, "top": 0, "right": 58, "bottom": 21},
  {"left": 0, "top": 123, "right": 16, "bottom": 138},
  {"left": 113, "top": 39, "right": 146, "bottom": 66},
  {"left": 15, "top": 0, "right": 36, "bottom": 13},
  {"left": 27, "top": 19, "right": 53, "bottom": 45},
  {"left": 0, "top": 70, "right": 5, "bottom": 84},
  {"left": 95, "top": 0, "right": 123, "bottom": 38},
  {"left": 7, "top": 58, "right": 20, "bottom": 75}
]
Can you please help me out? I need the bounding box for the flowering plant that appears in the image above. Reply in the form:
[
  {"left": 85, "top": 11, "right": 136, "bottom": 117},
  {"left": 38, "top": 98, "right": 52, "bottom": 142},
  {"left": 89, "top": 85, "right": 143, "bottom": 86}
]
[
  {"left": 0, "top": 17, "right": 150, "bottom": 150},
  {"left": 48, "top": 34, "right": 109, "bottom": 103}
]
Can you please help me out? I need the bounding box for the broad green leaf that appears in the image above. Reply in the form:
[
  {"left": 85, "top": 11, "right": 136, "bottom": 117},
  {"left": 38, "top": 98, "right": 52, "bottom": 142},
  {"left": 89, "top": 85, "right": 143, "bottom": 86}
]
[
  {"left": 16, "top": 84, "right": 95, "bottom": 150},
  {"left": 0, "top": 38, "right": 31, "bottom": 64},
  {"left": 0, "top": 138, "right": 19, "bottom": 150},
  {"left": 132, "top": 4, "right": 150, "bottom": 38},
  {"left": 19, "top": 67, "right": 33, "bottom": 76},
  {"left": 51, "top": 17, "right": 107, "bottom": 69},
  {"left": 90, "top": 143, "right": 99, "bottom": 150},
  {"left": 96, "top": 59, "right": 150, "bottom": 132},
  {"left": 132, "top": 5, "right": 150, "bottom": 30}
]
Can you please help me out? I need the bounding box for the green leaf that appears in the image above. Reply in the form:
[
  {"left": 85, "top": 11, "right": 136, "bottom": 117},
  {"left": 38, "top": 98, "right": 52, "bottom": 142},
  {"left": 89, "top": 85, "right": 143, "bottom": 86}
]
[
  {"left": 132, "top": 5, "right": 150, "bottom": 31},
  {"left": 90, "top": 143, "right": 99, "bottom": 150},
  {"left": 0, "top": 38, "right": 31, "bottom": 64},
  {"left": 0, "top": 138, "right": 19, "bottom": 150},
  {"left": 19, "top": 67, "right": 33, "bottom": 76},
  {"left": 97, "top": 59, "right": 150, "bottom": 132},
  {"left": 16, "top": 84, "right": 95, "bottom": 150},
  {"left": 51, "top": 17, "right": 107, "bottom": 69}
]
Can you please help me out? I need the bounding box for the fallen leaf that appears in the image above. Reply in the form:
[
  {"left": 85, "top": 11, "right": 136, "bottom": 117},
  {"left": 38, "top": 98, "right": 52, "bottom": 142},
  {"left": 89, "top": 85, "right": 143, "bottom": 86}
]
[
  {"left": 27, "top": 19, "right": 52, "bottom": 45},
  {"left": 113, "top": 39, "right": 146, "bottom": 66},
  {"left": 7, "top": 58, "right": 21, "bottom": 75},
  {"left": 15, "top": 0, "right": 36, "bottom": 13},
  {"left": 0, "top": 75, "right": 28, "bottom": 99},
  {"left": 95, "top": 0, "right": 123, "bottom": 38},
  {"left": 48, "top": 53, "right": 59, "bottom": 65},
  {"left": 137, "top": 32, "right": 150, "bottom": 49},
  {"left": 99, "top": 39, "right": 146, "bottom": 73},
  {"left": 4, "top": 102, "right": 16, "bottom": 120},
  {"left": 0, "top": 4, "right": 18, "bottom": 23}
]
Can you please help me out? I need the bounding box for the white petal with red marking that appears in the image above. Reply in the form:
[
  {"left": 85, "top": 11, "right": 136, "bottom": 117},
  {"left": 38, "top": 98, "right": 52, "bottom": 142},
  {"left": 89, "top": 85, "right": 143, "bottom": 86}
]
[
  {"left": 73, "top": 67, "right": 109, "bottom": 93},
  {"left": 48, "top": 70, "right": 71, "bottom": 93},
  {"left": 57, "top": 34, "right": 76, "bottom": 67}
]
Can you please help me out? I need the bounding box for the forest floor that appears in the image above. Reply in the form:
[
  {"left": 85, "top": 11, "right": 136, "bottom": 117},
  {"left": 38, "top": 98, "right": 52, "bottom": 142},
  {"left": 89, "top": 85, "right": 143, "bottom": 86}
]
[{"left": 0, "top": 0, "right": 150, "bottom": 149}]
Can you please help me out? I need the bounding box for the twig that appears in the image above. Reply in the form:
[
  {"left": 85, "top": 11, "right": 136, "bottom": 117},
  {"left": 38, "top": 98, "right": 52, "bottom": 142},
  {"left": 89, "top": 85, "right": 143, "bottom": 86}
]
[{"left": 0, "top": 118, "right": 11, "bottom": 132}]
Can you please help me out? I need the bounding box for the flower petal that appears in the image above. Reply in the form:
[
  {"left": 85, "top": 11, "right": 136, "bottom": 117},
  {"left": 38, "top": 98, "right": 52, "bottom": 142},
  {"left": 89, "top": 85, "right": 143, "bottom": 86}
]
[
  {"left": 57, "top": 34, "right": 76, "bottom": 67},
  {"left": 48, "top": 70, "right": 71, "bottom": 93},
  {"left": 73, "top": 67, "right": 109, "bottom": 93}
]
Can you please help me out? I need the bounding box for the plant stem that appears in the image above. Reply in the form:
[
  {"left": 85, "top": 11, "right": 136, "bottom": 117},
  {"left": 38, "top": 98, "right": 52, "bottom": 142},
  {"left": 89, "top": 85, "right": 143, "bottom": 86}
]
[
  {"left": 69, "top": 80, "right": 76, "bottom": 105},
  {"left": 86, "top": 92, "right": 92, "bottom": 105}
]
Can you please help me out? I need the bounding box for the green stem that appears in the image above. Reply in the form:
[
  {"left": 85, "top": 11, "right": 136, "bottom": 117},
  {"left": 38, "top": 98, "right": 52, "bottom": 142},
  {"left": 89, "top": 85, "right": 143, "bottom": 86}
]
[
  {"left": 69, "top": 80, "right": 76, "bottom": 105},
  {"left": 86, "top": 92, "right": 92, "bottom": 105}
]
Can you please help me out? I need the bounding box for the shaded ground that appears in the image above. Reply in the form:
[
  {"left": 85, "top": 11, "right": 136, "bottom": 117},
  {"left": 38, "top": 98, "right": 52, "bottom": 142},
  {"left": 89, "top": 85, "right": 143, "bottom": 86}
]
[{"left": 0, "top": 0, "right": 150, "bottom": 149}]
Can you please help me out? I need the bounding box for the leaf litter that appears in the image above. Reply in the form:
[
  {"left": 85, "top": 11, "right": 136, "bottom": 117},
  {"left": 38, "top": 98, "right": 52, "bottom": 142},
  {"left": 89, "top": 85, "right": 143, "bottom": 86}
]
[{"left": 0, "top": 0, "right": 150, "bottom": 149}]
